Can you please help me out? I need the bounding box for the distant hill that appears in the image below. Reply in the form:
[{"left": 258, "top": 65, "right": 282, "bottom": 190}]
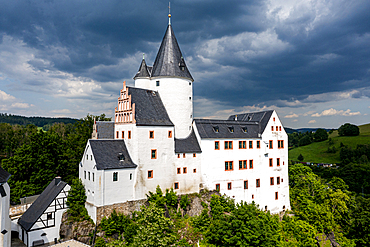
[
  {"left": 289, "top": 123, "right": 370, "bottom": 164},
  {"left": 0, "top": 113, "right": 78, "bottom": 127},
  {"left": 285, "top": 127, "right": 333, "bottom": 134}
]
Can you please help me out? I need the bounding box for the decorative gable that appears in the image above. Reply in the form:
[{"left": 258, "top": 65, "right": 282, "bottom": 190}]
[{"left": 115, "top": 81, "right": 136, "bottom": 124}]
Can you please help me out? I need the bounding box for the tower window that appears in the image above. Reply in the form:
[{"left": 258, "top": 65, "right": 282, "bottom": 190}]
[
  {"left": 113, "top": 172, "right": 118, "bottom": 181},
  {"left": 151, "top": 149, "right": 157, "bottom": 159},
  {"left": 177, "top": 168, "right": 181, "bottom": 174},
  {"left": 156, "top": 81, "right": 160, "bottom": 86},
  {"left": 189, "top": 82, "right": 191, "bottom": 85},
  {"left": 256, "top": 179, "right": 260, "bottom": 188},
  {"left": 270, "top": 177, "right": 274, "bottom": 185},
  {"left": 257, "top": 140, "right": 260, "bottom": 149},
  {"left": 174, "top": 182, "right": 179, "bottom": 189},
  {"left": 244, "top": 180, "right": 248, "bottom": 189},
  {"left": 168, "top": 131, "right": 172, "bottom": 138},
  {"left": 148, "top": 170, "right": 153, "bottom": 179},
  {"left": 189, "top": 97, "right": 191, "bottom": 100},
  {"left": 183, "top": 167, "right": 187, "bottom": 174},
  {"left": 149, "top": 131, "right": 154, "bottom": 139},
  {"left": 227, "top": 182, "right": 232, "bottom": 190},
  {"left": 130, "top": 173, "right": 132, "bottom": 180}
]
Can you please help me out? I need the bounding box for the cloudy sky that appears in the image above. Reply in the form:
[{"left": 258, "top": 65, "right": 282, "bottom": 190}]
[{"left": 0, "top": 0, "right": 369, "bottom": 128}]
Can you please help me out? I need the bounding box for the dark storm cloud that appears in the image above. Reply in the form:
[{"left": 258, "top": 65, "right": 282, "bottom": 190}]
[{"left": 1, "top": 0, "right": 369, "bottom": 109}]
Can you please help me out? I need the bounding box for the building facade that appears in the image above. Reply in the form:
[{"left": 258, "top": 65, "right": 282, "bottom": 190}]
[{"left": 81, "top": 15, "right": 290, "bottom": 223}]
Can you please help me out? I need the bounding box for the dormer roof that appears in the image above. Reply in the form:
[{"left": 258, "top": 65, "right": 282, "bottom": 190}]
[{"left": 151, "top": 24, "right": 193, "bottom": 81}]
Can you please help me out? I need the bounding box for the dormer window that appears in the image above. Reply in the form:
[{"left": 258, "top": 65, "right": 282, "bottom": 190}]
[
  {"left": 118, "top": 153, "right": 125, "bottom": 161},
  {"left": 212, "top": 126, "right": 219, "bottom": 133},
  {"left": 241, "top": 126, "right": 248, "bottom": 133},
  {"left": 228, "top": 126, "right": 234, "bottom": 133}
]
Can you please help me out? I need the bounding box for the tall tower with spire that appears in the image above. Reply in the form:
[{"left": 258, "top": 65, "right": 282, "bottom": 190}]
[{"left": 134, "top": 12, "right": 193, "bottom": 139}]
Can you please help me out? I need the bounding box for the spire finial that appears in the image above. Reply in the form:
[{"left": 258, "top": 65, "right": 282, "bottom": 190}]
[
  {"left": 143, "top": 53, "right": 145, "bottom": 60},
  {"left": 168, "top": 2, "right": 171, "bottom": 25}
]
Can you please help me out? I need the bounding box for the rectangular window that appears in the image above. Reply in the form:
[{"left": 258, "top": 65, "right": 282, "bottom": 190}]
[
  {"left": 278, "top": 140, "right": 284, "bottom": 149},
  {"left": 183, "top": 153, "right": 186, "bottom": 158},
  {"left": 156, "top": 80, "right": 160, "bottom": 86},
  {"left": 122, "top": 131, "right": 124, "bottom": 139},
  {"left": 177, "top": 168, "right": 181, "bottom": 174},
  {"left": 275, "top": 192, "right": 278, "bottom": 200},
  {"left": 279, "top": 126, "right": 282, "bottom": 131},
  {"left": 224, "top": 141, "right": 233, "bottom": 150},
  {"left": 193, "top": 153, "right": 196, "bottom": 157},
  {"left": 215, "top": 141, "right": 220, "bottom": 150},
  {"left": 93, "top": 173, "right": 94, "bottom": 182},
  {"left": 244, "top": 180, "right": 248, "bottom": 189},
  {"left": 183, "top": 167, "right": 187, "bottom": 174},
  {"left": 277, "top": 158, "right": 280, "bottom": 166},
  {"left": 177, "top": 154, "right": 180, "bottom": 158},
  {"left": 239, "top": 141, "right": 246, "bottom": 149},
  {"left": 128, "top": 131, "right": 131, "bottom": 139},
  {"left": 249, "top": 141, "right": 253, "bottom": 149},
  {"left": 257, "top": 140, "right": 260, "bottom": 149},
  {"left": 270, "top": 177, "right": 274, "bottom": 185},
  {"left": 151, "top": 149, "right": 157, "bottom": 159},
  {"left": 269, "top": 158, "right": 273, "bottom": 167},
  {"left": 271, "top": 126, "right": 274, "bottom": 131},
  {"left": 216, "top": 184, "right": 220, "bottom": 192},
  {"left": 168, "top": 131, "right": 172, "bottom": 138},
  {"left": 277, "top": 177, "right": 280, "bottom": 185},
  {"left": 276, "top": 126, "right": 278, "bottom": 131},
  {"left": 269, "top": 140, "right": 273, "bottom": 149},
  {"left": 273, "top": 117, "right": 275, "bottom": 121},
  {"left": 193, "top": 168, "right": 196, "bottom": 173},
  {"left": 84, "top": 171, "right": 86, "bottom": 179},
  {"left": 174, "top": 182, "right": 179, "bottom": 189},
  {"left": 149, "top": 131, "right": 154, "bottom": 139},
  {"left": 88, "top": 172, "right": 90, "bottom": 180},
  {"left": 148, "top": 170, "right": 153, "bottom": 179},
  {"left": 227, "top": 182, "right": 232, "bottom": 190},
  {"left": 113, "top": 172, "right": 118, "bottom": 181},
  {"left": 47, "top": 212, "right": 53, "bottom": 220},
  {"left": 130, "top": 173, "right": 132, "bottom": 180},
  {"left": 256, "top": 179, "right": 260, "bottom": 188},
  {"left": 116, "top": 131, "right": 119, "bottom": 138},
  {"left": 225, "top": 161, "right": 233, "bottom": 171},
  {"left": 249, "top": 160, "right": 253, "bottom": 169},
  {"left": 239, "top": 160, "right": 247, "bottom": 169}
]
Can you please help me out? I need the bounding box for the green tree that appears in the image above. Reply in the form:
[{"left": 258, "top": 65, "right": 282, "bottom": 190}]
[
  {"left": 314, "top": 128, "right": 328, "bottom": 142},
  {"left": 338, "top": 123, "right": 359, "bottom": 136},
  {"left": 67, "top": 178, "right": 89, "bottom": 221},
  {"left": 297, "top": 154, "right": 304, "bottom": 162}
]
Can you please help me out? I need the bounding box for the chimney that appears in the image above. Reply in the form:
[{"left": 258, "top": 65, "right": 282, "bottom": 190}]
[{"left": 55, "top": 176, "right": 61, "bottom": 185}]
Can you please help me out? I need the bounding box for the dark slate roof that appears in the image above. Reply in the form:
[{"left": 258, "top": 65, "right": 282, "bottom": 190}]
[
  {"left": 151, "top": 24, "right": 193, "bottom": 81},
  {"left": 128, "top": 87, "right": 174, "bottom": 126},
  {"left": 195, "top": 119, "right": 261, "bottom": 139},
  {"left": 90, "top": 139, "right": 137, "bottom": 170},
  {"left": 0, "top": 166, "right": 10, "bottom": 184},
  {"left": 175, "top": 129, "right": 202, "bottom": 153},
  {"left": 227, "top": 110, "right": 274, "bottom": 133},
  {"left": 133, "top": 58, "right": 151, "bottom": 79},
  {"left": 96, "top": 121, "right": 114, "bottom": 139},
  {"left": 18, "top": 178, "right": 67, "bottom": 231}
]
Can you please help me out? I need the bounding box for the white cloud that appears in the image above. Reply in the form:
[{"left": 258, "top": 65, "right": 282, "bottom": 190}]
[
  {"left": 312, "top": 108, "right": 361, "bottom": 117},
  {"left": 303, "top": 110, "right": 316, "bottom": 116},
  {"left": 0, "top": 90, "right": 16, "bottom": 101},
  {"left": 284, "top": 113, "right": 299, "bottom": 118},
  {"left": 308, "top": 120, "right": 316, "bottom": 124},
  {"left": 0, "top": 90, "right": 33, "bottom": 111}
]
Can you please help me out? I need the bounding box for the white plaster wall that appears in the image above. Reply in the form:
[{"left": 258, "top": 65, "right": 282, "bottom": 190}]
[
  {"left": 0, "top": 183, "right": 11, "bottom": 247},
  {"left": 197, "top": 111, "right": 290, "bottom": 214},
  {"left": 173, "top": 152, "right": 201, "bottom": 194},
  {"left": 85, "top": 203, "right": 97, "bottom": 224},
  {"left": 135, "top": 77, "right": 193, "bottom": 139}
]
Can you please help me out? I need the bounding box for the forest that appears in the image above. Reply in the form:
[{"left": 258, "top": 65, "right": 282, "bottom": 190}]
[{"left": 1, "top": 116, "right": 370, "bottom": 245}]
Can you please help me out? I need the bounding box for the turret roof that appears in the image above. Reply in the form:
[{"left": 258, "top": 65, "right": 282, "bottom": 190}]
[{"left": 134, "top": 58, "right": 151, "bottom": 79}]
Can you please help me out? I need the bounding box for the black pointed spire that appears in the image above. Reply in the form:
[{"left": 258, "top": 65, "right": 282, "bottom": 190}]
[
  {"left": 134, "top": 56, "right": 150, "bottom": 79},
  {"left": 151, "top": 24, "right": 193, "bottom": 81}
]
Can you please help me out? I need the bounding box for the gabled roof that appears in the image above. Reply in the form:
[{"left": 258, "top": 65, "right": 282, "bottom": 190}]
[
  {"left": 228, "top": 110, "right": 274, "bottom": 133},
  {"left": 128, "top": 87, "right": 174, "bottom": 126},
  {"left": 151, "top": 24, "right": 193, "bottom": 81},
  {"left": 134, "top": 58, "right": 151, "bottom": 79},
  {"left": 18, "top": 178, "right": 67, "bottom": 231},
  {"left": 175, "top": 129, "right": 202, "bottom": 153},
  {"left": 96, "top": 121, "right": 114, "bottom": 139},
  {"left": 0, "top": 166, "right": 10, "bottom": 184},
  {"left": 90, "top": 139, "right": 137, "bottom": 170},
  {"left": 194, "top": 119, "right": 261, "bottom": 139}
]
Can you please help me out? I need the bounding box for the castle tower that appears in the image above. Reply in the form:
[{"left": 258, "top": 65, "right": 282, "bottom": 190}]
[{"left": 134, "top": 14, "right": 193, "bottom": 139}]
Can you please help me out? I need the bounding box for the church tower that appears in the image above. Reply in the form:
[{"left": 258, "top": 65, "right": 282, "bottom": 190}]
[{"left": 134, "top": 14, "right": 193, "bottom": 139}]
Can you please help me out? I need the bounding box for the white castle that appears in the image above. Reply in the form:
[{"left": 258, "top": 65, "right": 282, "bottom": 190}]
[{"left": 80, "top": 15, "right": 290, "bottom": 223}]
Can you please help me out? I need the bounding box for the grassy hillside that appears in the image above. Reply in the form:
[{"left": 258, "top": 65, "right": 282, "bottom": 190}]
[{"left": 289, "top": 123, "right": 370, "bottom": 163}]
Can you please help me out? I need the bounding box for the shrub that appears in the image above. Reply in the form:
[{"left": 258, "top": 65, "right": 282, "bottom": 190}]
[
  {"left": 180, "top": 195, "right": 190, "bottom": 210},
  {"left": 298, "top": 154, "right": 304, "bottom": 162},
  {"left": 66, "top": 178, "right": 90, "bottom": 221},
  {"left": 338, "top": 123, "right": 359, "bottom": 136}
]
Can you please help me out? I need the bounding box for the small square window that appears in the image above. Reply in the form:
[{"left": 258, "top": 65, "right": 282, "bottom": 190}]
[
  {"left": 151, "top": 149, "right": 157, "bottom": 159},
  {"left": 216, "top": 184, "right": 220, "bottom": 192},
  {"left": 174, "top": 182, "right": 179, "bottom": 189},
  {"left": 177, "top": 168, "right": 181, "bottom": 174},
  {"left": 183, "top": 167, "right": 187, "bottom": 174},
  {"left": 168, "top": 131, "right": 172, "bottom": 138},
  {"left": 256, "top": 179, "right": 260, "bottom": 188},
  {"left": 189, "top": 97, "right": 192, "bottom": 100},
  {"left": 270, "top": 177, "right": 274, "bottom": 185},
  {"left": 148, "top": 170, "right": 153, "bottom": 179},
  {"left": 193, "top": 168, "right": 196, "bottom": 173},
  {"left": 149, "top": 131, "right": 154, "bottom": 139},
  {"left": 47, "top": 212, "right": 52, "bottom": 220},
  {"left": 281, "top": 178, "right": 284, "bottom": 182},
  {"left": 215, "top": 141, "right": 220, "bottom": 150},
  {"left": 156, "top": 80, "right": 160, "bottom": 86},
  {"left": 193, "top": 153, "right": 196, "bottom": 157},
  {"left": 244, "top": 180, "right": 248, "bottom": 189},
  {"left": 113, "top": 172, "right": 118, "bottom": 181}
]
